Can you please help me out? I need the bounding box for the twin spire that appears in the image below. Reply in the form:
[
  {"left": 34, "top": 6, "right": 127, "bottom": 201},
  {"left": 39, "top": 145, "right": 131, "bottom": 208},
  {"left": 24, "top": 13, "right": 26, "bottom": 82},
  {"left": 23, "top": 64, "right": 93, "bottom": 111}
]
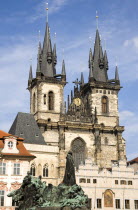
[
  {"left": 28, "top": 19, "right": 119, "bottom": 86},
  {"left": 28, "top": 21, "right": 66, "bottom": 82},
  {"left": 88, "top": 29, "right": 119, "bottom": 83}
]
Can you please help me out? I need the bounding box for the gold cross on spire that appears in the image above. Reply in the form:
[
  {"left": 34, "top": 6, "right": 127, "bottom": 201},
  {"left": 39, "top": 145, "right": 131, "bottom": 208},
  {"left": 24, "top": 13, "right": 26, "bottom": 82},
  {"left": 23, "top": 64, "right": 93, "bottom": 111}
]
[
  {"left": 96, "top": 11, "right": 99, "bottom": 29},
  {"left": 46, "top": 2, "right": 48, "bottom": 22}
]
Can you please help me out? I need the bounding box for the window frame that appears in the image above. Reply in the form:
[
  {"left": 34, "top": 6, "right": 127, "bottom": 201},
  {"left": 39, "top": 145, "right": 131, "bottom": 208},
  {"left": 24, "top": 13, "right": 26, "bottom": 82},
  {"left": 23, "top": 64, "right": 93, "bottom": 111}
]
[
  {"left": 13, "top": 163, "right": 20, "bottom": 175},
  {"left": 30, "top": 164, "right": 36, "bottom": 176},
  {"left": 101, "top": 96, "right": 108, "bottom": 114},
  {"left": 115, "top": 199, "right": 121, "bottom": 209},
  {"left": 135, "top": 200, "right": 138, "bottom": 209},
  {"left": 0, "top": 162, "right": 6, "bottom": 175},
  {"left": 0, "top": 190, "right": 4, "bottom": 206},
  {"left": 97, "top": 198, "right": 102, "bottom": 208},
  {"left": 125, "top": 199, "right": 130, "bottom": 209},
  {"left": 43, "top": 164, "right": 48, "bottom": 177},
  {"left": 79, "top": 178, "right": 86, "bottom": 183},
  {"left": 48, "top": 91, "right": 54, "bottom": 111}
]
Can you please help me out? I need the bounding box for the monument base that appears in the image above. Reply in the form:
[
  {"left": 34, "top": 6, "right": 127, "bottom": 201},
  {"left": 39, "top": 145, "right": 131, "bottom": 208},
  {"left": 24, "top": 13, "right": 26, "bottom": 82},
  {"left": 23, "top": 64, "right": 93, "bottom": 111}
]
[{"left": 36, "top": 207, "right": 90, "bottom": 210}]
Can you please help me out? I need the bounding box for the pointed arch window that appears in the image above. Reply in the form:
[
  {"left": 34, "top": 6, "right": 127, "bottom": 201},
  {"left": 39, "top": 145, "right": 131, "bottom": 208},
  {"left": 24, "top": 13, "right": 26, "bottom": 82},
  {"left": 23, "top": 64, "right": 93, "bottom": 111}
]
[
  {"left": 33, "top": 93, "right": 36, "bottom": 113},
  {"left": 71, "top": 138, "right": 86, "bottom": 169},
  {"left": 48, "top": 91, "right": 54, "bottom": 110},
  {"left": 30, "top": 164, "right": 35, "bottom": 176},
  {"left": 43, "top": 164, "right": 48, "bottom": 177},
  {"left": 102, "top": 96, "right": 108, "bottom": 113}
]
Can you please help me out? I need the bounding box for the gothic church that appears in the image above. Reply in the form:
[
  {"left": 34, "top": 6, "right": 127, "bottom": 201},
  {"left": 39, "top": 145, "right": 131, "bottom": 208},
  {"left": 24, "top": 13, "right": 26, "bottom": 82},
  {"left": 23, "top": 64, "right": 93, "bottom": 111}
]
[{"left": 9, "top": 18, "right": 126, "bottom": 183}]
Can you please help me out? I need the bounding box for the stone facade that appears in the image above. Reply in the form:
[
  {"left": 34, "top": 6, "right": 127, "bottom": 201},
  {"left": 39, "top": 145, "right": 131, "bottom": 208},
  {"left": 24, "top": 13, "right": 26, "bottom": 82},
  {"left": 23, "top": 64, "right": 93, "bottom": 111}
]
[
  {"left": 25, "top": 20, "right": 127, "bottom": 180},
  {"left": 0, "top": 130, "right": 35, "bottom": 208},
  {"left": 7, "top": 17, "right": 138, "bottom": 210},
  {"left": 76, "top": 159, "right": 138, "bottom": 210}
]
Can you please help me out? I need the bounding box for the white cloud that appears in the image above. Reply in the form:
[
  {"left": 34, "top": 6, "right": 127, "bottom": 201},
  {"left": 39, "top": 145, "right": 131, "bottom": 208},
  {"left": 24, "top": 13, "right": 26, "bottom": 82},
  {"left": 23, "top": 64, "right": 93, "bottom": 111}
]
[
  {"left": 124, "top": 37, "right": 138, "bottom": 49},
  {"left": 29, "top": 0, "right": 68, "bottom": 23}
]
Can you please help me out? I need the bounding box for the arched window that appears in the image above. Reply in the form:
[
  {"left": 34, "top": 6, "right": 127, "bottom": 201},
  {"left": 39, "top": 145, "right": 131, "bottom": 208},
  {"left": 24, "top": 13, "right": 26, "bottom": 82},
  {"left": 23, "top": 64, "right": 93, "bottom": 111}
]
[
  {"left": 102, "top": 96, "right": 108, "bottom": 113},
  {"left": 71, "top": 138, "right": 86, "bottom": 169},
  {"left": 33, "top": 93, "right": 36, "bottom": 113},
  {"left": 48, "top": 91, "right": 54, "bottom": 110},
  {"left": 43, "top": 164, "right": 48, "bottom": 177},
  {"left": 30, "top": 164, "right": 35, "bottom": 176},
  {"left": 44, "top": 94, "right": 46, "bottom": 105}
]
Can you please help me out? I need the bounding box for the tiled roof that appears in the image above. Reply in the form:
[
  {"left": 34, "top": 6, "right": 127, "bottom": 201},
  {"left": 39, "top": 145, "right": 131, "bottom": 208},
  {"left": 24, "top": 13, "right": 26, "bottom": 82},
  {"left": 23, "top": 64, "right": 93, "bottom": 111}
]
[
  {"left": 0, "top": 130, "right": 35, "bottom": 158},
  {"left": 127, "top": 157, "right": 138, "bottom": 164},
  {"left": 9, "top": 112, "right": 46, "bottom": 145},
  {"left": 0, "top": 130, "right": 23, "bottom": 140}
]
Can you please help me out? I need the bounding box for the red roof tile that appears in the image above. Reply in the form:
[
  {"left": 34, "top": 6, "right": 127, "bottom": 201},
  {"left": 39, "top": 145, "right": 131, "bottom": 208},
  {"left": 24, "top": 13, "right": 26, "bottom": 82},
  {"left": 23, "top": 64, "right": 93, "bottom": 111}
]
[
  {"left": 0, "top": 130, "right": 35, "bottom": 158},
  {"left": 128, "top": 157, "right": 138, "bottom": 164},
  {"left": 0, "top": 130, "right": 23, "bottom": 140}
]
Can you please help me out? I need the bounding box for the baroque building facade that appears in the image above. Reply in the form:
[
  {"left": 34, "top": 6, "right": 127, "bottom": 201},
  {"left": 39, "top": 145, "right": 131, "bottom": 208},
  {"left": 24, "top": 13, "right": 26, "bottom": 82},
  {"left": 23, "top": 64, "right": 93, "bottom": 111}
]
[
  {"left": 0, "top": 130, "right": 35, "bottom": 209},
  {"left": 8, "top": 19, "right": 138, "bottom": 209}
]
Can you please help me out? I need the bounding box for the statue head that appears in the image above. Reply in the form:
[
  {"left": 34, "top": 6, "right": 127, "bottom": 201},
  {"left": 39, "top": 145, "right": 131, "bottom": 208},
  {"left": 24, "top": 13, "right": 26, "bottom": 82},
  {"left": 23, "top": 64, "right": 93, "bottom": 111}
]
[
  {"left": 68, "top": 150, "right": 73, "bottom": 155},
  {"left": 27, "top": 171, "right": 31, "bottom": 176}
]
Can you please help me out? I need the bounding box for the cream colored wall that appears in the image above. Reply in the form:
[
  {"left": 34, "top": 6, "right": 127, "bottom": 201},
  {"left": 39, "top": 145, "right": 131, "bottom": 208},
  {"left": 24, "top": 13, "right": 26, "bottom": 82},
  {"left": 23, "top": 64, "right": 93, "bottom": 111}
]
[
  {"left": 24, "top": 143, "right": 59, "bottom": 185},
  {"left": 31, "top": 82, "right": 64, "bottom": 122},
  {"left": 42, "top": 130, "right": 59, "bottom": 145},
  {"left": 90, "top": 88, "right": 119, "bottom": 126},
  {"left": 76, "top": 159, "right": 138, "bottom": 210},
  {"left": 0, "top": 160, "right": 30, "bottom": 207}
]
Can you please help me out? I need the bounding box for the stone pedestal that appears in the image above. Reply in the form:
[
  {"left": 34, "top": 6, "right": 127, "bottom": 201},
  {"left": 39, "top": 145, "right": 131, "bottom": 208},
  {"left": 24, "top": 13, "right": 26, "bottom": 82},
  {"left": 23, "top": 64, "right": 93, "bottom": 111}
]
[{"left": 37, "top": 207, "right": 90, "bottom": 210}]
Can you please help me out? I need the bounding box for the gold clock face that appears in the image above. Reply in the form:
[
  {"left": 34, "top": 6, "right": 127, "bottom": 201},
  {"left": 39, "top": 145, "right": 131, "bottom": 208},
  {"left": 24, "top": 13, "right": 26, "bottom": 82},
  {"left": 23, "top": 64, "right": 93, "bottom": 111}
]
[{"left": 73, "top": 98, "right": 81, "bottom": 106}]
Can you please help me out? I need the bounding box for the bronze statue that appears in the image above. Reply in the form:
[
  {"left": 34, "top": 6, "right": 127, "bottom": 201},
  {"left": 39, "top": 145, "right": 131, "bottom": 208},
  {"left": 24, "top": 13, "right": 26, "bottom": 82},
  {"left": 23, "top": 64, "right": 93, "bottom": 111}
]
[
  {"left": 63, "top": 151, "right": 76, "bottom": 186},
  {"left": 8, "top": 152, "right": 89, "bottom": 210}
]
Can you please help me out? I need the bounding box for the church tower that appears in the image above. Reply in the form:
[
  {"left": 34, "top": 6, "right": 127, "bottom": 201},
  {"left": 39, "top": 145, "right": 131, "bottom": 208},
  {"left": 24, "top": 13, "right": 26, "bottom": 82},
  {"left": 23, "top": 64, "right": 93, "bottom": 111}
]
[
  {"left": 27, "top": 18, "right": 126, "bottom": 173},
  {"left": 28, "top": 22, "right": 66, "bottom": 127}
]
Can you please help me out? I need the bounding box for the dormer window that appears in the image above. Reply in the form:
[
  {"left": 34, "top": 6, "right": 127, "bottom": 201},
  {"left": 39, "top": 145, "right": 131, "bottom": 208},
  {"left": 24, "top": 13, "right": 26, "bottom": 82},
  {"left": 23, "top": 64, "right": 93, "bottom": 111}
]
[{"left": 8, "top": 141, "right": 13, "bottom": 148}]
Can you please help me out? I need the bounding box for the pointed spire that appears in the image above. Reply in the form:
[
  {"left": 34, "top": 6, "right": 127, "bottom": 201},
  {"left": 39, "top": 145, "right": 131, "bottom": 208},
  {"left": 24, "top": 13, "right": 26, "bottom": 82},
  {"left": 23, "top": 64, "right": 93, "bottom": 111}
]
[
  {"left": 89, "top": 64, "right": 94, "bottom": 79},
  {"left": 53, "top": 43, "right": 57, "bottom": 65},
  {"left": 99, "top": 45, "right": 103, "bottom": 60},
  {"left": 61, "top": 60, "right": 66, "bottom": 75},
  {"left": 36, "top": 42, "right": 42, "bottom": 74},
  {"left": 80, "top": 72, "right": 84, "bottom": 85},
  {"left": 104, "top": 50, "right": 108, "bottom": 70},
  {"left": 115, "top": 65, "right": 120, "bottom": 81},
  {"left": 71, "top": 90, "right": 73, "bottom": 102},
  {"left": 41, "top": 22, "right": 54, "bottom": 77},
  {"left": 28, "top": 65, "right": 33, "bottom": 87},
  {"left": 99, "top": 45, "right": 104, "bottom": 69},
  {"left": 89, "top": 48, "right": 93, "bottom": 68},
  {"left": 29, "top": 65, "right": 33, "bottom": 81},
  {"left": 68, "top": 95, "right": 70, "bottom": 110},
  {"left": 47, "top": 36, "right": 53, "bottom": 64},
  {"left": 93, "top": 29, "right": 101, "bottom": 63},
  {"left": 90, "top": 29, "right": 107, "bottom": 82}
]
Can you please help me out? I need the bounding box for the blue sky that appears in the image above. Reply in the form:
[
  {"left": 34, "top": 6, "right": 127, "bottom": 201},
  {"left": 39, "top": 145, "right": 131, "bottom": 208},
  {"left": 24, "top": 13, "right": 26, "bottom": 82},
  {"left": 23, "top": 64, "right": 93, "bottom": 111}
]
[{"left": 0, "top": 0, "right": 138, "bottom": 160}]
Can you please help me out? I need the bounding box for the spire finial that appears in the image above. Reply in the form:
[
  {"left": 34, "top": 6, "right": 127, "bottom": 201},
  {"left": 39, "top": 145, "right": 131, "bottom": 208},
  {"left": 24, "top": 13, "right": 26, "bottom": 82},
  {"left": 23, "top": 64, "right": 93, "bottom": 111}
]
[
  {"left": 30, "top": 58, "right": 32, "bottom": 66},
  {"left": 62, "top": 48, "right": 64, "bottom": 60},
  {"left": 96, "top": 11, "right": 99, "bottom": 29},
  {"left": 115, "top": 56, "right": 118, "bottom": 67},
  {"left": 46, "top": 2, "right": 49, "bottom": 23}
]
